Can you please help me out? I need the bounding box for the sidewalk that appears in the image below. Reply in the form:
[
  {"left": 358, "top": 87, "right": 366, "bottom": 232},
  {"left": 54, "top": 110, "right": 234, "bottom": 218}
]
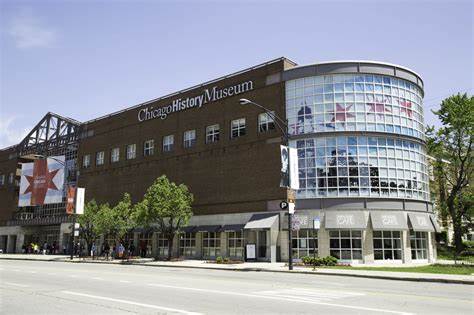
[{"left": 1, "top": 254, "right": 473, "bottom": 285}]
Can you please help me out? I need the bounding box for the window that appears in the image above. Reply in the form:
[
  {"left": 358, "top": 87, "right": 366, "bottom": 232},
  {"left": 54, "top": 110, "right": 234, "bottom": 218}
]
[
  {"left": 163, "top": 135, "right": 174, "bottom": 152},
  {"left": 179, "top": 232, "right": 196, "bottom": 257},
  {"left": 96, "top": 151, "right": 104, "bottom": 166},
  {"left": 202, "top": 232, "right": 221, "bottom": 258},
  {"left": 292, "top": 229, "right": 318, "bottom": 259},
  {"left": 373, "top": 231, "right": 402, "bottom": 260},
  {"left": 231, "top": 118, "right": 246, "bottom": 138},
  {"left": 111, "top": 148, "right": 120, "bottom": 163},
  {"left": 206, "top": 124, "right": 220, "bottom": 143},
  {"left": 329, "top": 230, "right": 362, "bottom": 260},
  {"left": 8, "top": 172, "right": 14, "bottom": 184},
  {"left": 183, "top": 130, "right": 196, "bottom": 149},
  {"left": 258, "top": 112, "right": 276, "bottom": 132},
  {"left": 410, "top": 231, "right": 428, "bottom": 260},
  {"left": 227, "top": 231, "right": 244, "bottom": 258},
  {"left": 144, "top": 140, "right": 154, "bottom": 156},
  {"left": 157, "top": 233, "right": 169, "bottom": 257},
  {"left": 138, "top": 232, "right": 153, "bottom": 258},
  {"left": 126, "top": 144, "right": 136, "bottom": 160},
  {"left": 82, "top": 155, "right": 91, "bottom": 168},
  {"left": 0, "top": 174, "right": 5, "bottom": 185}
]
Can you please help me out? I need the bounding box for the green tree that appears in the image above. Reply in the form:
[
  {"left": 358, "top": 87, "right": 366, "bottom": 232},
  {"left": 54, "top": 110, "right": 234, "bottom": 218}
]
[
  {"left": 76, "top": 199, "right": 101, "bottom": 251},
  {"left": 428, "top": 93, "right": 473, "bottom": 253},
  {"left": 134, "top": 175, "right": 194, "bottom": 260},
  {"left": 95, "top": 193, "right": 136, "bottom": 246}
]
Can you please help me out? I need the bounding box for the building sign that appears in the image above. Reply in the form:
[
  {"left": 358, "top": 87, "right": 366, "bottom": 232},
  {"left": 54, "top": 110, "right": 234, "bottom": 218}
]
[
  {"left": 138, "top": 80, "right": 254, "bottom": 122},
  {"left": 18, "top": 156, "right": 65, "bottom": 207}
]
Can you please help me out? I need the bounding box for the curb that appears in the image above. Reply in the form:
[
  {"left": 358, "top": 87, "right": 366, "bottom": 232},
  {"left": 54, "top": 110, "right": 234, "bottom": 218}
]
[{"left": 2, "top": 257, "right": 473, "bottom": 285}]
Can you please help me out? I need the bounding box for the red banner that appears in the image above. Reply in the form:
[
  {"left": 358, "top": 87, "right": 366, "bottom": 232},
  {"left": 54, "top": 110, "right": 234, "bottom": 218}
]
[{"left": 66, "top": 186, "right": 76, "bottom": 214}]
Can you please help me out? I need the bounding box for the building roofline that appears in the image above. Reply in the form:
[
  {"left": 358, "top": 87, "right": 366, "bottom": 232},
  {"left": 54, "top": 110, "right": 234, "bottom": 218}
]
[{"left": 84, "top": 57, "right": 296, "bottom": 125}]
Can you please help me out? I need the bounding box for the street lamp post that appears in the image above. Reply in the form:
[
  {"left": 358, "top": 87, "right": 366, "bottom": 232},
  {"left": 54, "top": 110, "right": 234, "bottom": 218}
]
[
  {"left": 32, "top": 154, "right": 78, "bottom": 260},
  {"left": 239, "top": 98, "right": 294, "bottom": 270}
]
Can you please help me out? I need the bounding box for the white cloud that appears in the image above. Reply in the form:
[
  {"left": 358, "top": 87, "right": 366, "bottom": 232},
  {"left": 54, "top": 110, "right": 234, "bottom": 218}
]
[
  {"left": 0, "top": 115, "right": 30, "bottom": 149},
  {"left": 7, "top": 8, "right": 57, "bottom": 49}
]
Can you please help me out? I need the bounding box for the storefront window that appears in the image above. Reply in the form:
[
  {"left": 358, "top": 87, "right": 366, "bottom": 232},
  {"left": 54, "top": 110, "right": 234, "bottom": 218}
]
[
  {"left": 179, "top": 232, "right": 196, "bottom": 257},
  {"left": 291, "top": 229, "right": 318, "bottom": 259},
  {"left": 157, "top": 233, "right": 169, "bottom": 257},
  {"left": 329, "top": 230, "right": 362, "bottom": 260},
  {"left": 202, "top": 232, "right": 221, "bottom": 258},
  {"left": 410, "top": 231, "right": 428, "bottom": 260},
  {"left": 138, "top": 232, "right": 153, "bottom": 257},
  {"left": 373, "top": 231, "right": 402, "bottom": 260},
  {"left": 227, "top": 231, "right": 244, "bottom": 258}
]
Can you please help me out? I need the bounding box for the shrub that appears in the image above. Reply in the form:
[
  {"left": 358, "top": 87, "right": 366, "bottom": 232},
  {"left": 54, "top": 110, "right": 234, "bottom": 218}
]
[
  {"left": 323, "top": 256, "right": 338, "bottom": 266},
  {"left": 216, "top": 256, "right": 223, "bottom": 264},
  {"left": 301, "top": 255, "right": 338, "bottom": 266},
  {"left": 223, "top": 257, "right": 230, "bottom": 263}
]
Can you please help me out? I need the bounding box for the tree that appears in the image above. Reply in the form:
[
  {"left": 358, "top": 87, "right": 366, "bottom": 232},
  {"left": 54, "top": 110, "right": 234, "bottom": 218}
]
[
  {"left": 428, "top": 93, "right": 473, "bottom": 253},
  {"left": 95, "top": 193, "right": 136, "bottom": 246},
  {"left": 133, "top": 175, "right": 194, "bottom": 260},
  {"left": 76, "top": 199, "right": 101, "bottom": 251}
]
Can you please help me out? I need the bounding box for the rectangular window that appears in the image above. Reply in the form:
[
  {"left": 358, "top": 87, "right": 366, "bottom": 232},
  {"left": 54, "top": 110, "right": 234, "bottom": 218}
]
[
  {"left": 143, "top": 140, "right": 154, "bottom": 156},
  {"left": 111, "top": 147, "right": 120, "bottom": 163},
  {"left": 96, "top": 151, "right": 104, "bottom": 166},
  {"left": 126, "top": 144, "right": 136, "bottom": 160},
  {"left": 0, "top": 174, "right": 5, "bottom": 185},
  {"left": 179, "top": 232, "right": 196, "bottom": 257},
  {"left": 292, "top": 229, "right": 318, "bottom": 259},
  {"left": 206, "top": 124, "right": 220, "bottom": 143},
  {"left": 202, "top": 232, "right": 221, "bottom": 258},
  {"left": 373, "top": 230, "right": 402, "bottom": 260},
  {"left": 227, "top": 231, "right": 244, "bottom": 258},
  {"left": 8, "top": 172, "right": 14, "bottom": 184},
  {"left": 157, "top": 233, "right": 169, "bottom": 257},
  {"left": 183, "top": 130, "right": 196, "bottom": 149},
  {"left": 163, "top": 135, "right": 174, "bottom": 152},
  {"left": 258, "top": 112, "right": 276, "bottom": 132},
  {"left": 138, "top": 232, "right": 153, "bottom": 258},
  {"left": 329, "top": 230, "right": 362, "bottom": 260},
  {"left": 82, "top": 154, "right": 91, "bottom": 168},
  {"left": 410, "top": 231, "right": 428, "bottom": 260},
  {"left": 231, "top": 118, "right": 246, "bottom": 139}
]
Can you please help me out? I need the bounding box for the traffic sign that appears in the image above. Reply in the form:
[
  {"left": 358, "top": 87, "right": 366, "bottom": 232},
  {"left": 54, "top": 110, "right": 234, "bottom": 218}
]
[{"left": 279, "top": 201, "right": 288, "bottom": 210}]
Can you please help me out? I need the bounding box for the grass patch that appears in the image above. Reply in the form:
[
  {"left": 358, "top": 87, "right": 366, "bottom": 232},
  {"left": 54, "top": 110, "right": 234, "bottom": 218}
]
[{"left": 318, "top": 264, "right": 474, "bottom": 275}]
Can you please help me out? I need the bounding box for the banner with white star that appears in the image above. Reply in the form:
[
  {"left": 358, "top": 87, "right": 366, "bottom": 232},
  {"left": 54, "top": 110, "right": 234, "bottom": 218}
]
[{"left": 18, "top": 156, "right": 65, "bottom": 207}]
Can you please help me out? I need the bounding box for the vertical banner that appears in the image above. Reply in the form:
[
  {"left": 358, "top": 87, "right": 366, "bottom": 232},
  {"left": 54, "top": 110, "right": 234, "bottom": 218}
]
[
  {"left": 18, "top": 156, "right": 65, "bottom": 206},
  {"left": 66, "top": 186, "right": 76, "bottom": 214},
  {"left": 289, "top": 147, "right": 299, "bottom": 190},
  {"left": 75, "top": 188, "right": 85, "bottom": 214},
  {"left": 280, "top": 145, "right": 289, "bottom": 187}
]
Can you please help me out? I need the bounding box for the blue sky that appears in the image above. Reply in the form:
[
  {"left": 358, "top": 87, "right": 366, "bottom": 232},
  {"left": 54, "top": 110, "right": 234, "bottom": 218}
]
[{"left": 0, "top": 0, "right": 472, "bottom": 148}]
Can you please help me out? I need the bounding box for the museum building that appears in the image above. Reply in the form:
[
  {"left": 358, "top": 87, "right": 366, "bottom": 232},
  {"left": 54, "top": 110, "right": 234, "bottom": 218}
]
[{"left": 0, "top": 57, "right": 440, "bottom": 264}]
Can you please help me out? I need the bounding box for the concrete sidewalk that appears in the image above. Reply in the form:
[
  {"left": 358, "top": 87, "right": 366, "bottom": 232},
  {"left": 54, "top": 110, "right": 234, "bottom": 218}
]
[{"left": 1, "top": 254, "right": 473, "bottom": 285}]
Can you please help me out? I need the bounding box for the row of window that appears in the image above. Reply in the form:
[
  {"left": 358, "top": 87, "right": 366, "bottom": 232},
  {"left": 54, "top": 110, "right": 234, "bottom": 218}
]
[
  {"left": 82, "top": 113, "right": 275, "bottom": 168},
  {"left": 0, "top": 173, "right": 14, "bottom": 186},
  {"left": 292, "top": 229, "right": 428, "bottom": 261}
]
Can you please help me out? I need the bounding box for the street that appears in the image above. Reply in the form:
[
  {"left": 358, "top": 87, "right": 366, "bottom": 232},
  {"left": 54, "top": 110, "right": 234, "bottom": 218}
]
[{"left": 0, "top": 260, "right": 472, "bottom": 315}]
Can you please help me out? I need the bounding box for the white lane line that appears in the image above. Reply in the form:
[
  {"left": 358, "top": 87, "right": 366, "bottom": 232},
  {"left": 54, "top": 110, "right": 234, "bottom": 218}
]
[
  {"left": 29, "top": 271, "right": 37, "bottom": 274},
  {"left": 146, "top": 283, "right": 412, "bottom": 315},
  {"left": 119, "top": 280, "right": 131, "bottom": 283},
  {"left": 4, "top": 282, "right": 29, "bottom": 288},
  {"left": 91, "top": 277, "right": 103, "bottom": 281},
  {"left": 62, "top": 291, "right": 202, "bottom": 315}
]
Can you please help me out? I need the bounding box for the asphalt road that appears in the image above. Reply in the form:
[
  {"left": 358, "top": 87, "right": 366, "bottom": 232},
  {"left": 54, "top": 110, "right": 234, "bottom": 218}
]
[{"left": 0, "top": 260, "right": 472, "bottom": 315}]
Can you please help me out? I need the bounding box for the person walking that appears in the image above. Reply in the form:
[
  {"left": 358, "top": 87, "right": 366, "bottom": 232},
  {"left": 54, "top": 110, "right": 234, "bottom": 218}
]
[
  {"left": 90, "top": 243, "right": 96, "bottom": 259},
  {"left": 104, "top": 243, "right": 110, "bottom": 261}
]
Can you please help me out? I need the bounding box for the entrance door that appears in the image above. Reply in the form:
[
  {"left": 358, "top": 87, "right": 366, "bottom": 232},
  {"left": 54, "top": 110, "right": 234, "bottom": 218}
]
[{"left": 257, "top": 231, "right": 267, "bottom": 259}]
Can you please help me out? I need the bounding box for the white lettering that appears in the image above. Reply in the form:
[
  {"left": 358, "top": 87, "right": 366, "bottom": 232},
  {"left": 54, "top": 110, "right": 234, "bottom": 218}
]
[{"left": 337, "top": 215, "right": 354, "bottom": 226}]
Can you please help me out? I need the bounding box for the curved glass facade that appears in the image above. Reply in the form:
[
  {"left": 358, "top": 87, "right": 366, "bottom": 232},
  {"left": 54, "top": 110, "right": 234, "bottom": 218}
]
[
  {"left": 286, "top": 72, "right": 429, "bottom": 201},
  {"left": 286, "top": 74, "right": 424, "bottom": 139}
]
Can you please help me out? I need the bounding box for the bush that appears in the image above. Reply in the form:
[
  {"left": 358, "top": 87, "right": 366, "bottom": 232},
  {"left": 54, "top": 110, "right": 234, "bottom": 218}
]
[
  {"left": 223, "top": 257, "right": 230, "bottom": 263},
  {"left": 300, "top": 255, "right": 338, "bottom": 266},
  {"left": 463, "top": 240, "right": 474, "bottom": 249},
  {"left": 216, "top": 256, "right": 223, "bottom": 264}
]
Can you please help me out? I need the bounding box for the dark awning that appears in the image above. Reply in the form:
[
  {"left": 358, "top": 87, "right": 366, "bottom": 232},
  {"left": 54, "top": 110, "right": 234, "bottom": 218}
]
[
  {"left": 195, "top": 225, "right": 222, "bottom": 233},
  {"left": 371, "top": 211, "right": 408, "bottom": 231},
  {"left": 407, "top": 212, "right": 435, "bottom": 232},
  {"left": 221, "top": 224, "right": 245, "bottom": 232},
  {"left": 181, "top": 226, "right": 197, "bottom": 233},
  {"left": 244, "top": 213, "right": 279, "bottom": 230},
  {"left": 325, "top": 211, "right": 368, "bottom": 229}
]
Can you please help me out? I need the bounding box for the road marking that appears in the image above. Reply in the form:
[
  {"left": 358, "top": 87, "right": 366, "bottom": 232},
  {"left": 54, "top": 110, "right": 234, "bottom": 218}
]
[
  {"left": 29, "top": 271, "right": 37, "bottom": 274},
  {"left": 69, "top": 275, "right": 78, "bottom": 278},
  {"left": 62, "top": 291, "right": 202, "bottom": 315},
  {"left": 13, "top": 269, "right": 20, "bottom": 272},
  {"left": 91, "top": 277, "right": 103, "bottom": 280},
  {"left": 146, "top": 283, "right": 412, "bottom": 315},
  {"left": 4, "top": 282, "right": 29, "bottom": 288},
  {"left": 119, "top": 280, "right": 131, "bottom": 283},
  {"left": 47, "top": 273, "right": 56, "bottom": 276},
  {"left": 257, "top": 288, "right": 364, "bottom": 303}
]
